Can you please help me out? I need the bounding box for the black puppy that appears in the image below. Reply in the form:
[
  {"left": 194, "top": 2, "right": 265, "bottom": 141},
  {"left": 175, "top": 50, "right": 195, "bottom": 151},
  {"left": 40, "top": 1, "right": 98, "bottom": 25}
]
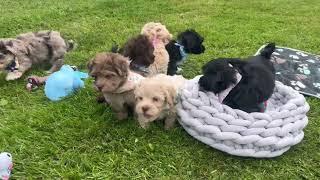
[
  {"left": 166, "top": 29, "right": 205, "bottom": 75},
  {"left": 199, "top": 43, "right": 276, "bottom": 113}
]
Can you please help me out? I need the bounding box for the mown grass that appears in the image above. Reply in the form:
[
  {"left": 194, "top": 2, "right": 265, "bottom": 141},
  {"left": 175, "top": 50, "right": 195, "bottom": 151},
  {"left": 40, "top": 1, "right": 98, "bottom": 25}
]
[{"left": 0, "top": 0, "right": 320, "bottom": 179}]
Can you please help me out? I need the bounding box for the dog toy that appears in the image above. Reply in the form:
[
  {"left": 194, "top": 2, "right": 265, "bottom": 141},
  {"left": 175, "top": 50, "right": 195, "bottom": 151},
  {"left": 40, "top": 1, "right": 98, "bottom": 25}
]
[
  {"left": 0, "top": 152, "right": 13, "bottom": 180},
  {"left": 44, "top": 65, "right": 88, "bottom": 101},
  {"left": 26, "top": 76, "right": 48, "bottom": 91}
]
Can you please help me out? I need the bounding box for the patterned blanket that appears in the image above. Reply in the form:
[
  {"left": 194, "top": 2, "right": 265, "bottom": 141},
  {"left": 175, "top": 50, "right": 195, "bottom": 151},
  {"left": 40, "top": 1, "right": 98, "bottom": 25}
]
[{"left": 256, "top": 45, "right": 320, "bottom": 98}]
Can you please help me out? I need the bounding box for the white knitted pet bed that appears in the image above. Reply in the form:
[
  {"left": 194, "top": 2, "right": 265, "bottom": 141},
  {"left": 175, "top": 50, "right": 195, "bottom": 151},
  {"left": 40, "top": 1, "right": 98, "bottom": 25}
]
[{"left": 177, "top": 76, "right": 310, "bottom": 158}]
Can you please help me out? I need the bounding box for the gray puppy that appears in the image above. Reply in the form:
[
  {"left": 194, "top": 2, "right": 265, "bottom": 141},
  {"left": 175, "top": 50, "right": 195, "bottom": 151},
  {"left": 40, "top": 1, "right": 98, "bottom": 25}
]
[{"left": 0, "top": 31, "right": 74, "bottom": 80}]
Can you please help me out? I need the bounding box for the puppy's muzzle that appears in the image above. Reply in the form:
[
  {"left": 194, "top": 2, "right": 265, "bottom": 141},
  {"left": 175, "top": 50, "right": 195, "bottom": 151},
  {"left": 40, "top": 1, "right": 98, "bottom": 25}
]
[{"left": 142, "top": 106, "right": 150, "bottom": 113}]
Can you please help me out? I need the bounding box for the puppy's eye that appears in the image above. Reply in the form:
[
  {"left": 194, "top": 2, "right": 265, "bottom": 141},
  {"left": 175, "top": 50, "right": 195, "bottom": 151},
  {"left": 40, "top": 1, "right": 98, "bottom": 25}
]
[
  {"left": 105, "top": 74, "right": 115, "bottom": 79},
  {"left": 152, "top": 97, "right": 159, "bottom": 102},
  {"left": 137, "top": 96, "right": 143, "bottom": 101}
]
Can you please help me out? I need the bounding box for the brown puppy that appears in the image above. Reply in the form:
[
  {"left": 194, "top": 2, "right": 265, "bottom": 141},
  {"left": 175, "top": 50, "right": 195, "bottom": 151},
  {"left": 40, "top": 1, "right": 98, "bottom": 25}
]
[
  {"left": 134, "top": 74, "right": 185, "bottom": 129},
  {"left": 88, "top": 52, "right": 144, "bottom": 120},
  {"left": 119, "top": 35, "right": 155, "bottom": 77},
  {"left": 0, "top": 30, "right": 74, "bottom": 80}
]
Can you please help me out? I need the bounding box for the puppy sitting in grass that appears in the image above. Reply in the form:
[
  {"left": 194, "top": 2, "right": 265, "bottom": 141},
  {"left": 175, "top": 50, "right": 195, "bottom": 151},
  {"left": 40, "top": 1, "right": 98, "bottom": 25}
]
[
  {"left": 88, "top": 52, "right": 144, "bottom": 120},
  {"left": 134, "top": 74, "right": 186, "bottom": 129},
  {"left": 141, "top": 22, "right": 173, "bottom": 76},
  {"left": 0, "top": 31, "right": 74, "bottom": 81},
  {"left": 166, "top": 29, "right": 205, "bottom": 75}
]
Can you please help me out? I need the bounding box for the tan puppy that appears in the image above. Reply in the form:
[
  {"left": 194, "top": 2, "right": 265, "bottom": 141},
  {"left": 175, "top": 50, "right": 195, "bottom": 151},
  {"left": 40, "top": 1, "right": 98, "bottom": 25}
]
[
  {"left": 88, "top": 52, "right": 144, "bottom": 120},
  {"left": 134, "top": 74, "right": 186, "bottom": 129},
  {"left": 0, "top": 31, "right": 74, "bottom": 80},
  {"left": 141, "top": 22, "right": 172, "bottom": 76}
]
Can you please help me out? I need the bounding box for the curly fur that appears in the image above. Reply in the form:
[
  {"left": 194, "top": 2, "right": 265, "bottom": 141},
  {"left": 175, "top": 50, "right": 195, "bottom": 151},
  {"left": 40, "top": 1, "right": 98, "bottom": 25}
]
[
  {"left": 141, "top": 22, "right": 172, "bottom": 76},
  {"left": 141, "top": 22, "right": 172, "bottom": 45},
  {"left": 114, "top": 35, "right": 155, "bottom": 76},
  {"left": 166, "top": 29, "right": 205, "bottom": 75},
  {"left": 88, "top": 52, "right": 136, "bottom": 120},
  {"left": 0, "top": 30, "right": 74, "bottom": 81},
  {"left": 199, "top": 43, "right": 276, "bottom": 113},
  {"left": 134, "top": 74, "right": 186, "bottom": 129}
]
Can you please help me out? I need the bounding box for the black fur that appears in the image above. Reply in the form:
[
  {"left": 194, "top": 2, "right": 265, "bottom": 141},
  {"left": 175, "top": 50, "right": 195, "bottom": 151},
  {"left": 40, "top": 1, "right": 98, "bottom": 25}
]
[
  {"left": 166, "top": 29, "right": 205, "bottom": 75},
  {"left": 199, "top": 43, "right": 276, "bottom": 113}
]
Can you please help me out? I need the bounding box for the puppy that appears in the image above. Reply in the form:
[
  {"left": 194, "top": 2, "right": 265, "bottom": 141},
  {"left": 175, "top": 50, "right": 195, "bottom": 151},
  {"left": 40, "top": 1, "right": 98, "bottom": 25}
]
[
  {"left": 199, "top": 43, "right": 276, "bottom": 113},
  {"left": 166, "top": 29, "right": 205, "bottom": 75},
  {"left": 141, "top": 22, "right": 172, "bottom": 45},
  {"left": 134, "top": 74, "right": 186, "bottom": 129},
  {"left": 88, "top": 52, "right": 144, "bottom": 120},
  {"left": 141, "top": 22, "right": 172, "bottom": 76},
  {"left": 0, "top": 31, "right": 74, "bottom": 81},
  {"left": 112, "top": 35, "right": 155, "bottom": 77}
]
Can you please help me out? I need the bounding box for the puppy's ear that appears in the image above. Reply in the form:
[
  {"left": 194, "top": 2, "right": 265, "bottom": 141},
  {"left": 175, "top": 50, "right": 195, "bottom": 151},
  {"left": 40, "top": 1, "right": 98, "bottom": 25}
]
[
  {"left": 0, "top": 41, "right": 5, "bottom": 51},
  {"left": 87, "top": 60, "right": 94, "bottom": 73},
  {"left": 4, "top": 41, "right": 18, "bottom": 55},
  {"left": 162, "top": 84, "right": 177, "bottom": 108},
  {"left": 114, "top": 56, "right": 129, "bottom": 77},
  {"left": 163, "top": 33, "right": 173, "bottom": 44},
  {"left": 199, "top": 74, "right": 222, "bottom": 93}
]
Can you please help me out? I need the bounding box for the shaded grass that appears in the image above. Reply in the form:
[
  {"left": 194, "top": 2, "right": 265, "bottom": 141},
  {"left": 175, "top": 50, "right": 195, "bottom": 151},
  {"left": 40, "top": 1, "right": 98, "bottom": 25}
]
[{"left": 0, "top": 0, "right": 320, "bottom": 179}]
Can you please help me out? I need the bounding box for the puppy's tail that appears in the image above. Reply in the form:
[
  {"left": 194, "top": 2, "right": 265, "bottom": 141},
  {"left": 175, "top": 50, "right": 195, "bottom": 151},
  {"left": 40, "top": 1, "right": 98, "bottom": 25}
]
[
  {"left": 260, "top": 42, "right": 276, "bottom": 59},
  {"left": 66, "top": 39, "right": 76, "bottom": 51}
]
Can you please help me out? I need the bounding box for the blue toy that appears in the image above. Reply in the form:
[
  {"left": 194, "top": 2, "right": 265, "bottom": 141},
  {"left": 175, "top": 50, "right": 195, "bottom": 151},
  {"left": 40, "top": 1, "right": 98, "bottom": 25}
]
[
  {"left": 44, "top": 65, "right": 88, "bottom": 101},
  {"left": 0, "top": 152, "right": 13, "bottom": 180}
]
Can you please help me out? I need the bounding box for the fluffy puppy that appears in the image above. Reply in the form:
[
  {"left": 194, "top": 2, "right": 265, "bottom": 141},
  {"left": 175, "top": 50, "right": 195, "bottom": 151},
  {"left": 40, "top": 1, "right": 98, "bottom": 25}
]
[
  {"left": 141, "top": 22, "right": 172, "bottom": 45},
  {"left": 141, "top": 22, "right": 172, "bottom": 76},
  {"left": 88, "top": 52, "right": 144, "bottom": 120},
  {"left": 166, "top": 29, "right": 205, "bottom": 75},
  {"left": 113, "top": 35, "right": 155, "bottom": 77},
  {"left": 134, "top": 74, "right": 186, "bottom": 129},
  {"left": 199, "top": 43, "right": 276, "bottom": 113},
  {"left": 0, "top": 31, "right": 74, "bottom": 81}
]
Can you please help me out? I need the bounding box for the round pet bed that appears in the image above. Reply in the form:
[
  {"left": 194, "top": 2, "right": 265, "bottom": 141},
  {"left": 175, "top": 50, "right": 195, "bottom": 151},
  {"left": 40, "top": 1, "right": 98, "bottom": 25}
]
[{"left": 177, "top": 76, "right": 309, "bottom": 158}]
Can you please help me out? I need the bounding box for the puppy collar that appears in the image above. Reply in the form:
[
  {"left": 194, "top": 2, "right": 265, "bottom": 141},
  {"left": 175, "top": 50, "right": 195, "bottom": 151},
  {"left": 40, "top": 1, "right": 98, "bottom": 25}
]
[
  {"left": 174, "top": 42, "right": 187, "bottom": 62},
  {"left": 130, "top": 62, "right": 149, "bottom": 74}
]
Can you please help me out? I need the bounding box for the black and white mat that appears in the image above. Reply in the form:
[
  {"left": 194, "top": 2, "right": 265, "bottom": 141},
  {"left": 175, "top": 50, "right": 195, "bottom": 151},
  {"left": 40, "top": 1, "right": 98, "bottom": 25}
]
[{"left": 256, "top": 45, "right": 320, "bottom": 98}]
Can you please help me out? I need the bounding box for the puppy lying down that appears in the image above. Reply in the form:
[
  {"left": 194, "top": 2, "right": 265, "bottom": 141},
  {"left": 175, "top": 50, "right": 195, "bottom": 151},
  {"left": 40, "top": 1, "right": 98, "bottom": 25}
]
[
  {"left": 0, "top": 31, "right": 74, "bottom": 81},
  {"left": 134, "top": 74, "right": 186, "bottom": 129},
  {"left": 199, "top": 43, "right": 276, "bottom": 113}
]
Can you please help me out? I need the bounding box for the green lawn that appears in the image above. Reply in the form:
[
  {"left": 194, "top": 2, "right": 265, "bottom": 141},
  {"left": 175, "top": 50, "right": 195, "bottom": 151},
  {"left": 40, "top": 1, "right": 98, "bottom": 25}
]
[{"left": 1, "top": 0, "right": 320, "bottom": 179}]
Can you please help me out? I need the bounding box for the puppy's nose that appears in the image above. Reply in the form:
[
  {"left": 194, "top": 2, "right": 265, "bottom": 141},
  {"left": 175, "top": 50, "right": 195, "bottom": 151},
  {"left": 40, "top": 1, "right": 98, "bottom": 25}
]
[
  {"left": 95, "top": 84, "right": 103, "bottom": 91},
  {"left": 142, "top": 106, "right": 149, "bottom": 112}
]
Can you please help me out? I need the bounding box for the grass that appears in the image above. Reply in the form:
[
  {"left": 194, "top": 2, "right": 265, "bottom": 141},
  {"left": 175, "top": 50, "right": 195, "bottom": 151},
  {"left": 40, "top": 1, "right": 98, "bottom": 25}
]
[{"left": 0, "top": 0, "right": 320, "bottom": 179}]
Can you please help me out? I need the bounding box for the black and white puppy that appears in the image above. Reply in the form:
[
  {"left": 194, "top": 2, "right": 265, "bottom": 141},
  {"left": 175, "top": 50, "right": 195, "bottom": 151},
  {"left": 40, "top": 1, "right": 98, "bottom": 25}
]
[
  {"left": 166, "top": 29, "right": 205, "bottom": 75},
  {"left": 199, "top": 43, "right": 276, "bottom": 113}
]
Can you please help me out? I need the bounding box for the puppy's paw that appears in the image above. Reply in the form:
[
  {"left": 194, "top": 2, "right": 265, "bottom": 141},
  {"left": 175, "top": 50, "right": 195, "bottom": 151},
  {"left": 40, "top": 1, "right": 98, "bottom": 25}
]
[
  {"left": 164, "top": 124, "right": 174, "bottom": 130},
  {"left": 164, "top": 118, "right": 175, "bottom": 130},
  {"left": 45, "top": 70, "right": 53, "bottom": 74},
  {"left": 116, "top": 111, "right": 128, "bottom": 120},
  {"left": 6, "top": 71, "right": 23, "bottom": 81},
  {"left": 138, "top": 120, "right": 150, "bottom": 129}
]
